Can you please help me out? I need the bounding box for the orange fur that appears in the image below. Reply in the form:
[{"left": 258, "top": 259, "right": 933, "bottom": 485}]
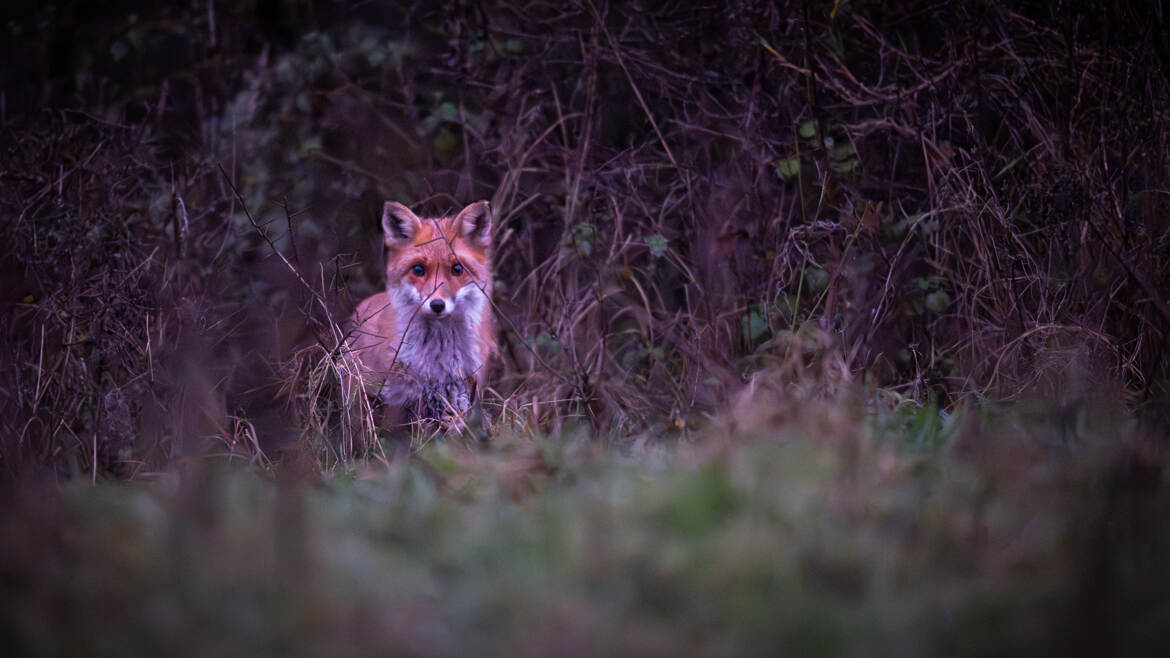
[{"left": 343, "top": 200, "right": 496, "bottom": 426}]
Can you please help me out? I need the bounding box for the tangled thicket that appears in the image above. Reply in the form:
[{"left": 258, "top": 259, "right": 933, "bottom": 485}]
[{"left": 2, "top": 1, "right": 1167, "bottom": 475}]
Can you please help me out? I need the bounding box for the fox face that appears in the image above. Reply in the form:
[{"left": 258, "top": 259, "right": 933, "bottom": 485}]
[
  {"left": 344, "top": 200, "right": 497, "bottom": 428},
  {"left": 381, "top": 200, "right": 492, "bottom": 323}
]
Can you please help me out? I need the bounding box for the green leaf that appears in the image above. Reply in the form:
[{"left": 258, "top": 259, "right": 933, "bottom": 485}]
[
  {"left": 646, "top": 233, "right": 669, "bottom": 258},
  {"left": 925, "top": 290, "right": 951, "bottom": 313},
  {"left": 437, "top": 102, "right": 459, "bottom": 121},
  {"left": 778, "top": 157, "right": 801, "bottom": 179},
  {"left": 798, "top": 120, "right": 818, "bottom": 139},
  {"left": 803, "top": 267, "right": 829, "bottom": 295},
  {"left": 572, "top": 223, "right": 595, "bottom": 256},
  {"left": 535, "top": 332, "right": 562, "bottom": 357},
  {"left": 905, "top": 405, "right": 942, "bottom": 449},
  {"left": 433, "top": 130, "right": 458, "bottom": 156},
  {"left": 741, "top": 305, "right": 768, "bottom": 345},
  {"left": 880, "top": 215, "right": 914, "bottom": 242},
  {"left": 419, "top": 114, "right": 439, "bottom": 136},
  {"left": 829, "top": 158, "right": 859, "bottom": 173}
]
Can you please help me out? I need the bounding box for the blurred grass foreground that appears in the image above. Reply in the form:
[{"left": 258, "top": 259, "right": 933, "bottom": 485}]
[
  {"left": 2, "top": 0, "right": 1170, "bottom": 656},
  {"left": 3, "top": 397, "right": 1168, "bottom": 656}
]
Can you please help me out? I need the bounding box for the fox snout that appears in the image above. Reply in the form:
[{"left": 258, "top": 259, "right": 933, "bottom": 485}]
[
  {"left": 426, "top": 295, "right": 457, "bottom": 316},
  {"left": 420, "top": 286, "right": 464, "bottom": 318},
  {"left": 416, "top": 281, "right": 486, "bottom": 319}
]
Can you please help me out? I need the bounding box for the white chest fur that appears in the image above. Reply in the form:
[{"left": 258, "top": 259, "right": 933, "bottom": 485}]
[{"left": 377, "top": 282, "right": 487, "bottom": 418}]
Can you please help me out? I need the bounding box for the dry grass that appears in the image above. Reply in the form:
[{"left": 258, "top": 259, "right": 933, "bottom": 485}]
[
  {"left": 0, "top": 0, "right": 1166, "bottom": 468},
  {"left": 6, "top": 4, "right": 1170, "bottom": 654}
]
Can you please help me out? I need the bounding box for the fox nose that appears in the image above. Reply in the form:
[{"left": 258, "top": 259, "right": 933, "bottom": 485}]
[{"left": 429, "top": 299, "right": 446, "bottom": 314}]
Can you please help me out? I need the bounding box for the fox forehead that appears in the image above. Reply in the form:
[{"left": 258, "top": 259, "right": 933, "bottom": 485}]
[{"left": 386, "top": 219, "right": 488, "bottom": 269}]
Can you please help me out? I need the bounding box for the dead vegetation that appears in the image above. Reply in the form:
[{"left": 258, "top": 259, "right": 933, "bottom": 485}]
[
  {"left": 1, "top": 1, "right": 1167, "bottom": 475},
  {"left": 2, "top": 3, "right": 1170, "bottom": 654}
]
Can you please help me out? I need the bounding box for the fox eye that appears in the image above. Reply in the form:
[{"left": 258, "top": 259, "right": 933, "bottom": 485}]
[
  {"left": 452, "top": 263, "right": 464, "bottom": 275},
  {"left": 411, "top": 264, "right": 425, "bottom": 277}
]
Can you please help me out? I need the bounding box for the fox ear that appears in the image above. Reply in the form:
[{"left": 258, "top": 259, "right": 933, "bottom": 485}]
[
  {"left": 454, "top": 200, "right": 492, "bottom": 247},
  {"left": 382, "top": 201, "right": 421, "bottom": 245}
]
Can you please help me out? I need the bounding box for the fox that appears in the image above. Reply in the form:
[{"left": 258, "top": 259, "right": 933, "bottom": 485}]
[{"left": 342, "top": 200, "right": 496, "bottom": 429}]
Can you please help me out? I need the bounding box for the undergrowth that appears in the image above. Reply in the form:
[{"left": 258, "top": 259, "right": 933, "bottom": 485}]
[
  {"left": 1, "top": 1, "right": 1168, "bottom": 654},
  {"left": 3, "top": 0, "right": 1167, "bottom": 471}
]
